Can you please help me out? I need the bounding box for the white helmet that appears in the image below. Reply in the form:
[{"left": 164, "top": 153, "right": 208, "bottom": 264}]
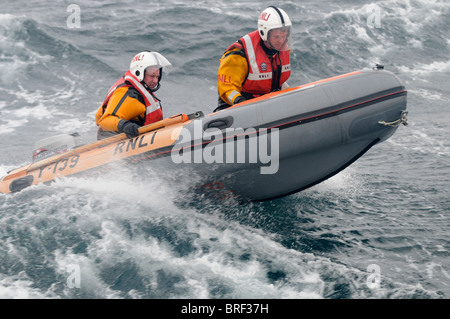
[
  {"left": 129, "top": 51, "right": 172, "bottom": 82},
  {"left": 257, "top": 6, "right": 292, "bottom": 51}
]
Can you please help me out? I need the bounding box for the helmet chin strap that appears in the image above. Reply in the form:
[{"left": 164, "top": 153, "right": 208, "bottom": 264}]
[
  {"left": 262, "top": 39, "right": 280, "bottom": 54},
  {"left": 267, "top": 41, "right": 278, "bottom": 52},
  {"left": 150, "top": 83, "right": 161, "bottom": 92},
  {"left": 141, "top": 81, "right": 161, "bottom": 92}
]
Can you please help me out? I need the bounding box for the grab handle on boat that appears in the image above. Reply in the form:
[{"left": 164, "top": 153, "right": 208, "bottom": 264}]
[{"left": 204, "top": 116, "right": 234, "bottom": 130}]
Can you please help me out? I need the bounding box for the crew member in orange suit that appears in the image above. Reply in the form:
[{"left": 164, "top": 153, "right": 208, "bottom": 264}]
[
  {"left": 215, "top": 6, "right": 292, "bottom": 112},
  {"left": 95, "top": 51, "right": 172, "bottom": 140}
]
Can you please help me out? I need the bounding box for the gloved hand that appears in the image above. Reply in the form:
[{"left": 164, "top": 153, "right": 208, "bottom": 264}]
[
  {"left": 118, "top": 120, "right": 140, "bottom": 138},
  {"left": 234, "top": 95, "right": 246, "bottom": 104}
]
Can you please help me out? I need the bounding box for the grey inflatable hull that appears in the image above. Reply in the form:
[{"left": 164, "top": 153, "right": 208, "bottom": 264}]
[{"left": 167, "top": 68, "right": 407, "bottom": 201}]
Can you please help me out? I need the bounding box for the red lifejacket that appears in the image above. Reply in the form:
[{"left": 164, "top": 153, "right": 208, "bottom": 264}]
[
  {"left": 228, "top": 30, "right": 291, "bottom": 96},
  {"left": 101, "top": 70, "right": 163, "bottom": 125}
]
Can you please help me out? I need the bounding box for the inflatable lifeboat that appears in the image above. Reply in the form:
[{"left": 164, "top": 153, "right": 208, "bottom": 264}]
[{"left": 0, "top": 67, "right": 407, "bottom": 201}]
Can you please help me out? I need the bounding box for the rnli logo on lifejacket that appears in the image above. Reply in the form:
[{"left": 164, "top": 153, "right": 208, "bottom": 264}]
[
  {"left": 260, "top": 62, "right": 267, "bottom": 71},
  {"left": 258, "top": 74, "right": 271, "bottom": 79}
]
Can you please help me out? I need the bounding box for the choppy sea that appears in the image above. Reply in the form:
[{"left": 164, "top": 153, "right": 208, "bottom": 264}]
[{"left": 0, "top": 0, "right": 449, "bottom": 302}]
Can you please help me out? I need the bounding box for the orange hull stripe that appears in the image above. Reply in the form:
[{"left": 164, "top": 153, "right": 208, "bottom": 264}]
[{"left": 210, "top": 70, "right": 362, "bottom": 115}]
